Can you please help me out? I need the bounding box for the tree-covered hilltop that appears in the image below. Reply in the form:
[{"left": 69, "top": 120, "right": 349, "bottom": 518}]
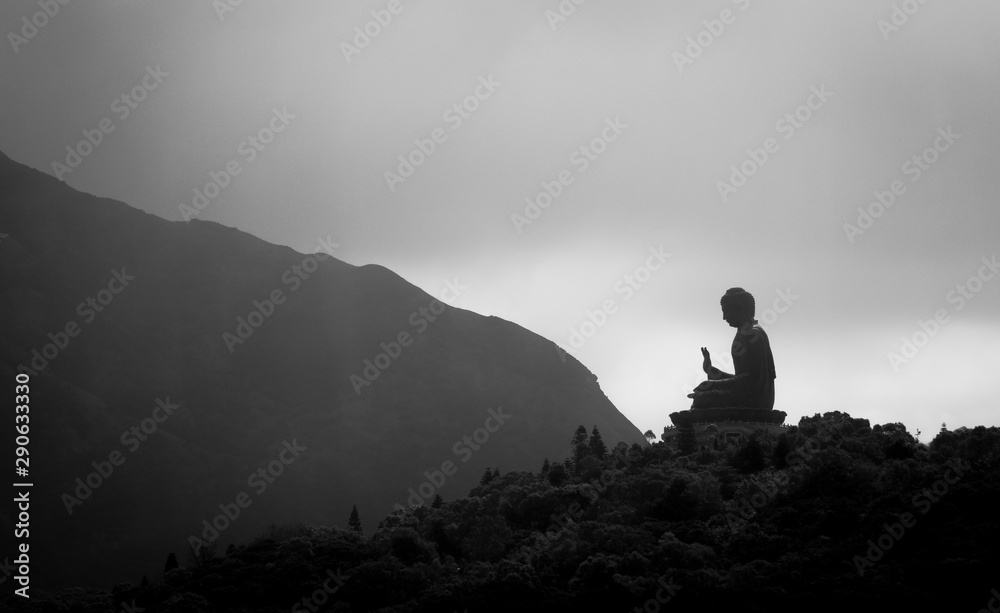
[{"left": 10, "top": 413, "right": 999, "bottom": 612}]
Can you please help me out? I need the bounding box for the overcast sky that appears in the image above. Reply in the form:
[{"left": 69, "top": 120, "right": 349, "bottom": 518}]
[{"left": 3, "top": 0, "right": 999, "bottom": 442}]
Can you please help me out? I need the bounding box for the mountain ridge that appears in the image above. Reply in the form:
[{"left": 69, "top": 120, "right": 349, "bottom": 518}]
[{"left": 0, "top": 150, "right": 647, "bottom": 589}]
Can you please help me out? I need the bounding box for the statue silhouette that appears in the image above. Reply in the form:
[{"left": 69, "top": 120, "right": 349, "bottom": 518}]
[{"left": 687, "top": 288, "right": 776, "bottom": 410}]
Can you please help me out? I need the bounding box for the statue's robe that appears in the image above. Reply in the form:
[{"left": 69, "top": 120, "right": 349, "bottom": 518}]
[{"left": 692, "top": 320, "right": 775, "bottom": 410}]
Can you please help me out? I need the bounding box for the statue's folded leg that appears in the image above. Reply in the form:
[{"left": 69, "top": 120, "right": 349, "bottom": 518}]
[{"left": 690, "top": 389, "right": 735, "bottom": 409}]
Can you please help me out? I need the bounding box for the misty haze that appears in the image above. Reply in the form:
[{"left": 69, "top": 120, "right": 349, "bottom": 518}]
[{"left": 2, "top": 1, "right": 999, "bottom": 612}]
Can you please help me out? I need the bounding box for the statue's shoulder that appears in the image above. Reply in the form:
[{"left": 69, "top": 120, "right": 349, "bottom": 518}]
[{"left": 742, "top": 322, "right": 771, "bottom": 344}]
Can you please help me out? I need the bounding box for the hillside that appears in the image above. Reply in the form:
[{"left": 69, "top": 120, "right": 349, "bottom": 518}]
[{"left": 0, "top": 151, "right": 646, "bottom": 589}]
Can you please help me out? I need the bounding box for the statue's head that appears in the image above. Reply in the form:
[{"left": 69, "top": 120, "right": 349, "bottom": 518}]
[{"left": 720, "top": 287, "right": 754, "bottom": 328}]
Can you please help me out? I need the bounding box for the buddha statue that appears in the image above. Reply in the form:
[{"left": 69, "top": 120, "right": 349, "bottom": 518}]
[
  {"left": 688, "top": 287, "right": 775, "bottom": 410},
  {"left": 669, "top": 288, "right": 785, "bottom": 427}
]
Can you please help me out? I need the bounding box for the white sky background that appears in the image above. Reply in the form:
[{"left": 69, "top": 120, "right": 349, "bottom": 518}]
[{"left": 3, "top": 0, "right": 999, "bottom": 442}]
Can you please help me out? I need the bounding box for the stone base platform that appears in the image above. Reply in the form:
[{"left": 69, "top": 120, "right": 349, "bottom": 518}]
[{"left": 669, "top": 407, "right": 786, "bottom": 427}]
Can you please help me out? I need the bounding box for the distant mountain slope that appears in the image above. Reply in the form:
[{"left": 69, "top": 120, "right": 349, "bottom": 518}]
[{"left": 0, "top": 151, "right": 646, "bottom": 589}]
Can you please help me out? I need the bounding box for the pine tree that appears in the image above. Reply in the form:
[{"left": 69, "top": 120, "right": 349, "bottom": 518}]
[
  {"left": 568, "top": 427, "right": 587, "bottom": 465},
  {"left": 541, "top": 457, "right": 551, "bottom": 474},
  {"left": 164, "top": 552, "right": 179, "bottom": 574},
  {"left": 491, "top": 467, "right": 500, "bottom": 480},
  {"left": 589, "top": 426, "right": 608, "bottom": 460},
  {"left": 348, "top": 504, "right": 363, "bottom": 534},
  {"left": 431, "top": 494, "right": 444, "bottom": 509},
  {"left": 480, "top": 467, "right": 494, "bottom": 485}
]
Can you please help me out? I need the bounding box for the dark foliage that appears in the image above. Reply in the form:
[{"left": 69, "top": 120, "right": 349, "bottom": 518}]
[
  {"left": 12, "top": 415, "right": 999, "bottom": 613},
  {"left": 731, "top": 435, "right": 766, "bottom": 473},
  {"left": 547, "top": 462, "right": 569, "bottom": 486},
  {"left": 677, "top": 423, "right": 698, "bottom": 455},
  {"left": 772, "top": 433, "right": 791, "bottom": 468}
]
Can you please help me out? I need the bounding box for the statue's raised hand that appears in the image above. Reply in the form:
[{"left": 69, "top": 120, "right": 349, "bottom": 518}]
[{"left": 701, "top": 347, "right": 712, "bottom": 375}]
